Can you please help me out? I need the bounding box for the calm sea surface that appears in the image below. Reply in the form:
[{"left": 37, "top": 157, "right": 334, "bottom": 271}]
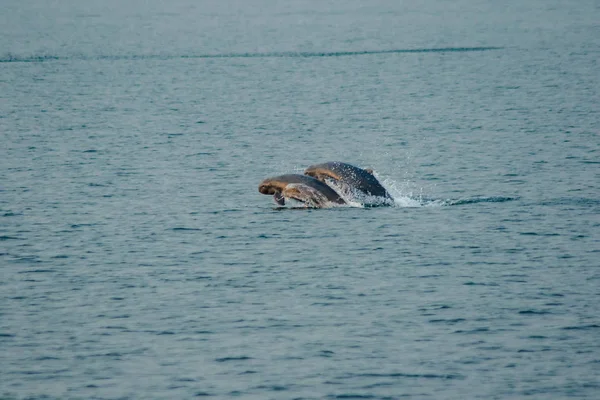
[{"left": 1, "top": 1, "right": 599, "bottom": 399}]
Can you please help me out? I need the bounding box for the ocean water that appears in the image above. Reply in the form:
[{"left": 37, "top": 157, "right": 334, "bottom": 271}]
[{"left": 1, "top": 0, "right": 599, "bottom": 399}]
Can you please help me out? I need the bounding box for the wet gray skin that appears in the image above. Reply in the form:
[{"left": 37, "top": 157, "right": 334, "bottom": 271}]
[
  {"left": 259, "top": 174, "right": 346, "bottom": 207},
  {"left": 304, "top": 161, "right": 392, "bottom": 199}
]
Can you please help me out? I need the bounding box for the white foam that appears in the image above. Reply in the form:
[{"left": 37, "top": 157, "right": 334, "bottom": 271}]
[{"left": 378, "top": 174, "right": 427, "bottom": 208}]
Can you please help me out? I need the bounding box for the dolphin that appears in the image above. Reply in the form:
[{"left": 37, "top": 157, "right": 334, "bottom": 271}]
[
  {"left": 304, "top": 161, "right": 393, "bottom": 204},
  {"left": 259, "top": 174, "right": 346, "bottom": 208}
]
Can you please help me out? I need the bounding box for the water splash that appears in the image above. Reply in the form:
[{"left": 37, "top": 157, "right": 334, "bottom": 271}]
[
  {"left": 379, "top": 174, "right": 519, "bottom": 208},
  {"left": 379, "top": 175, "right": 426, "bottom": 207}
]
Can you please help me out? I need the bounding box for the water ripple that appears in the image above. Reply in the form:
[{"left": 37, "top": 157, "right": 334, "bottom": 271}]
[{"left": 0, "top": 46, "right": 503, "bottom": 63}]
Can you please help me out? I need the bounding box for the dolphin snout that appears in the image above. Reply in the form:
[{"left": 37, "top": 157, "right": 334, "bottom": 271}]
[
  {"left": 258, "top": 180, "right": 277, "bottom": 195},
  {"left": 258, "top": 183, "right": 269, "bottom": 194}
]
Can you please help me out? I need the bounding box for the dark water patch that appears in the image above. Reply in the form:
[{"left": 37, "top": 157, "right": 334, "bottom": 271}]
[
  {"left": 0, "top": 47, "right": 503, "bottom": 63},
  {"left": 70, "top": 223, "right": 98, "bottom": 229},
  {"left": 414, "top": 274, "right": 443, "bottom": 278},
  {"left": 454, "top": 327, "right": 490, "bottom": 334},
  {"left": 463, "top": 281, "right": 499, "bottom": 286},
  {"left": 103, "top": 325, "right": 128, "bottom": 329},
  {"left": 108, "top": 314, "right": 130, "bottom": 319},
  {"left": 326, "top": 395, "right": 377, "bottom": 399},
  {"left": 172, "top": 227, "right": 203, "bottom": 231},
  {"left": 324, "top": 295, "right": 347, "bottom": 300},
  {"left": 571, "top": 234, "right": 588, "bottom": 240},
  {"left": 504, "top": 278, "right": 527, "bottom": 283},
  {"left": 519, "top": 232, "right": 560, "bottom": 236},
  {"left": 517, "top": 348, "right": 551, "bottom": 353},
  {"left": 0, "top": 333, "right": 16, "bottom": 337},
  {"left": 447, "top": 196, "right": 519, "bottom": 206},
  {"left": 536, "top": 197, "right": 600, "bottom": 207},
  {"left": 34, "top": 356, "right": 62, "bottom": 361},
  {"left": 2, "top": 212, "right": 24, "bottom": 217},
  {"left": 342, "top": 372, "right": 463, "bottom": 380},
  {"left": 187, "top": 275, "right": 212, "bottom": 281},
  {"left": 194, "top": 392, "right": 213, "bottom": 397},
  {"left": 519, "top": 310, "right": 552, "bottom": 315},
  {"left": 77, "top": 351, "right": 131, "bottom": 359},
  {"left": 14, "top": 368, "right": 70, "bottom": 377},
  {"left": 174, "top": 377, "right": 199, "bottom": 382},
  {"left": 116, "top": 170, "right": 139, "bottom": 176},
  {"left": 420, "top": 304, "right": 452, "bottom": 311},
  {"left": 562, "top": 324, "right": 600, "bottom": 330},
  {"left": 255, "top": 385, "right": 289, "bottom": 391},
  {"left": 429, "top": 318, "right": 466, "bottom": 324},
  {"left": 360, "top": 381, "right": 394, "bottom": 389},
  {"left": 506, "top": 248, "right": 525, "bottom": 254},
  {"left": 539, "top": 292, "right": 564, "bottom": 297},
  {"left": 0, "top": 54, "right": 60, "bottom": 62},
  {"left": 187, "top": 152, "right": 215, "bottom": 157},
  {"left": 557, "top": 254, "right": 573, "bottom": 259},
  {"left": 17, "top": 269, "right": 55, "bottom": 273},
  {"left": 215, "top": 356, "right": 252, "bottom": 362},
  {"left": 0, "top": 236, "right": 24, "bottom": 240}
]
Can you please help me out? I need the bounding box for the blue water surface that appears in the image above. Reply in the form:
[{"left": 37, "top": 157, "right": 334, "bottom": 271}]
[{"left": 1, "top": 1, "right": 599, "bottom": 399}]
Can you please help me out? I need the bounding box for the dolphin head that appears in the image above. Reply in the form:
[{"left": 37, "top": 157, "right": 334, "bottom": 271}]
[
  {"left": 259, "top": 177, "right": 289, "bottom": 205},
  {"left": 258, "top": 177, "right": 285, "bottom": 195}
]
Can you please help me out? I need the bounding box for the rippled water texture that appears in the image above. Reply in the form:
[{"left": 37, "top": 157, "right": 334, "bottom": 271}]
[{"left": 1, "top": 0, "right": 599, "bottom": 399}]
